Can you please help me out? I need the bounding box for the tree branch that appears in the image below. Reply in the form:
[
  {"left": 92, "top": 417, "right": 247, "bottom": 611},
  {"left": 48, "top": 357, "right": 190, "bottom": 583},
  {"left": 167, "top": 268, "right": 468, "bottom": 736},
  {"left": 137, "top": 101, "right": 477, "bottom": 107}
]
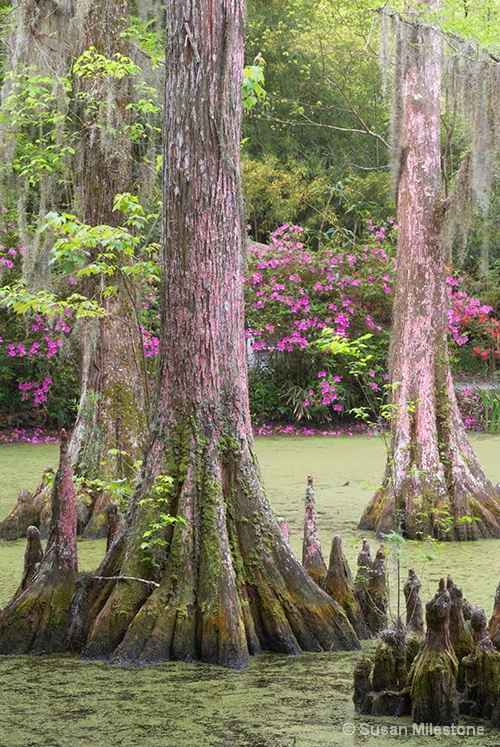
[{"left": 92, "top": 575, "right": 160, "bottom": 588}]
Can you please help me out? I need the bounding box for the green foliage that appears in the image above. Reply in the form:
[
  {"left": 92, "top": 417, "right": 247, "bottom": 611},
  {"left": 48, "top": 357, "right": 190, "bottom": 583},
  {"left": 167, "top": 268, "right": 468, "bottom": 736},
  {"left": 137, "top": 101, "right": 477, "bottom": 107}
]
[
  {"left": 120, "top": 16, "right": 166, "bottom": 70},
  {"left": 244, "top": 0, "right": 393, "bottom": 241},
  {"left": 245, "top": 223, "right": 395, "bottom": 423},
  {"left": 73, "top": 47, "right": 161, "bottom": 144},
  {"left": 248, "top": 368, "right": 286, "bottom": 424},
  {"left": 73, "top": 47, "right": 141, "bottom": 79},
  {"left": 474, "top": 388, "right": 500, "bottom": 432},
  {"left": 74, "top": 448, "right": 142, "bottom": 507},
  {"left": 44, "top": 194, "right": 160, "bottom": 292},
  {"left": 315, "top": 330, "right": 373, "bottom": 361},
  {"left": 433, "top": 0, "right": 500, "bottom": 49},
  {"left": 0, "top": 68, "right": 75, "bottom": 186},
  {"left": 242, "top": 57, "right": 267, "bottom": 112},
  {"left": 139, "top": 474, "right": 186, "bottom": 563},
  {"left": 243, "top": 155, "right": 348, "bottom": 241},
  {"left": 0, "top": 283, "right": 107, "bottom": 319}
]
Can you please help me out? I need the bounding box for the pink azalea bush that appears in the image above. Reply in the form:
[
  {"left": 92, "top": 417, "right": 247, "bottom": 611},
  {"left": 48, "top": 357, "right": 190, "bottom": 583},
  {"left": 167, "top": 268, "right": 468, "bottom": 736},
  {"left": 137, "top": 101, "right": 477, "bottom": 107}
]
[
  {"left": 244, "top": 222, "right": 395, "bottom": 423},
  {"left": 0, "top": 204, "right": 497, "bottom": 434},
  {"left": 0, "top": 211, "right": 78, "bottom": 427},
  {"left": 244, "top": 224, "right": 496, "bottom": 425}
]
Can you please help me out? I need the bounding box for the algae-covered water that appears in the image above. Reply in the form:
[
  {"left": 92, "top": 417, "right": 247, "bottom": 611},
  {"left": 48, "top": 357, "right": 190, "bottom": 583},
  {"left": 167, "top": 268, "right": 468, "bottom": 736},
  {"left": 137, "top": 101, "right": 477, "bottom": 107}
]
[{"left": 1, "top": 435, "right": 500, "bottom": 747}]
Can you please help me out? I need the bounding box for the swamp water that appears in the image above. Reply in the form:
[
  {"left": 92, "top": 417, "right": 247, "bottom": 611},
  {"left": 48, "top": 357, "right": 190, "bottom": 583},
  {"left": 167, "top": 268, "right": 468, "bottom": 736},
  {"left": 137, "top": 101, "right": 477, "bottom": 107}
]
[{"left": 0, "top": 435, "right": 499, "bottom": 747}]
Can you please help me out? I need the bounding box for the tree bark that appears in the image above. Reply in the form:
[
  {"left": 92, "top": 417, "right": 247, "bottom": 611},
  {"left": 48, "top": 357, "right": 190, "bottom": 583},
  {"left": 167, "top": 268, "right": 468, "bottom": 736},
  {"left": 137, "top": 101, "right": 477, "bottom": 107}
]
[
  {"left": 0, "top": 430, "right": 78, "bottom": 654},
  {"left": 67, "top": 0, "right": 148, "bottom": 537},
  {"left": 74, "top": 0, "right": 359, "bottom": 667},
  {"left": 359, "top": 2, "right": 500, "bottom": 541}
]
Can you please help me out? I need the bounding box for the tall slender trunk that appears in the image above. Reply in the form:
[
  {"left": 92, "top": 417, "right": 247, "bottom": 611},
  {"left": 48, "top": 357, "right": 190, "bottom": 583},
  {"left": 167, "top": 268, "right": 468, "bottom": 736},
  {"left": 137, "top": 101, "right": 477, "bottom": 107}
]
[
  {"left": 69, "top": 0, "right": 147, "bottom": 530},
  {"left": 359, "top": 4, "right": 500, "bottom": 540}
]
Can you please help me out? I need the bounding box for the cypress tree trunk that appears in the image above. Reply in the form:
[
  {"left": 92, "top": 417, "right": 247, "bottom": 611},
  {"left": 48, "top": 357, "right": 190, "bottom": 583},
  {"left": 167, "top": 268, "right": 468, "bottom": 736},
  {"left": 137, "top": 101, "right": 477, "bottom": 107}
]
[
  {"left": 0, "top": 431, "right": 78, "bottom": 654},
  {"left": 68, "top": 0, "right": 148, "bottom": 536},
  {"left": 0, "top": 0, "right": 148, "bottom": 538},
  {"left": 77, "top": 0, "right": 359, "bottom": 667},
  {"left": 359, "top": 3, "right": 500, "bottom": 540}
]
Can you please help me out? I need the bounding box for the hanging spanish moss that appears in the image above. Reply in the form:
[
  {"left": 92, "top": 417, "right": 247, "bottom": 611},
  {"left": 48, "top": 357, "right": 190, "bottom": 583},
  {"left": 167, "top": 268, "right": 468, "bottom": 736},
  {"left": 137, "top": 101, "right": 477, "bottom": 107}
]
[
  {"left": 0, "top": 0, "right": 164, "bottom": 538},
  {"left": 0, "top": 0, "right": 82, "bottom": 287},
  {"left": 360, "top": 2, "right": 500, "bottom": 541},
  {"left": 378, "top": 5, "right": 500, "bottom": 266},
  {"left": 0, "top": 0, "right": 163, "bottom": 286}
]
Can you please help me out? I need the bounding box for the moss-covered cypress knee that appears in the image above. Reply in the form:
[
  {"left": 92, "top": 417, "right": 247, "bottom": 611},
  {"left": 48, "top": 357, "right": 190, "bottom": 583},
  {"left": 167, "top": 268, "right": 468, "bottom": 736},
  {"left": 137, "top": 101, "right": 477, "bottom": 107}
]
[{"left": 409, "top": 578, "right": 458, "bottom": 726}]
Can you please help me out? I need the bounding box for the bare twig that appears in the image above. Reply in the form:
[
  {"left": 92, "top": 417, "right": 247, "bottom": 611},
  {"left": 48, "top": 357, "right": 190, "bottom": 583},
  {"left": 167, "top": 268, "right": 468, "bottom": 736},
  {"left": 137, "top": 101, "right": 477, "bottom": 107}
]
[{"left": 93, "top": 575, "right": 160, "bottom": 588}]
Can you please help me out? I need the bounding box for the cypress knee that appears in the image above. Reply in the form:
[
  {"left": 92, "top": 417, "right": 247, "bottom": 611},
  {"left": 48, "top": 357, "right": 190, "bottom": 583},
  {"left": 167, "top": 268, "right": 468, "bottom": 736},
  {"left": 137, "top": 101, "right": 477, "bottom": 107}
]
[
  {"left": 325, "top": 534, "right": 369, "bottom": 638},
  {"left": 463, "top": 635, "right": 500, "bottom": 719},
  {"left": 16, "top": 525, "right": 44, "bottom": 595},
  {"left": 0, "top": 488, "right": 37, "bottom": 541},
  {"left": 355, "top": 538, "right": 373, "bottom": 625},
  {"left": 489, "top": 582, "right": 500, "bottom": 651},
  {"left": 277, "top": 517, "right": 289, "bottom": 544},
  {"left": 372, "top": 618, "right": 407, "bottom": 692},
  {"left": 404, "top": 569, "right": 424, "bottom": 634},
  {"left": 366, "top": 544, "right": 388, "bottom": 634},
  {"left": 409, "top": 577, "right": 458, "bottom": 726},
  {"left": 353, "top": 657, "right": 373, "bottom": 714},
  {"left": 447, "top": 574, "right": 473, "bottom": 689},
  {"left": 404, "top": 569, "right": 424, "bottom": 667},
  {"left": 471, "top": 606, "right": 489, "bottom": 646},
  {"left": 302, "top": 475, "right": 327, "bottom": 589},
  {"left": 105, "top": 503, "right": 121, "bottom": 551}
]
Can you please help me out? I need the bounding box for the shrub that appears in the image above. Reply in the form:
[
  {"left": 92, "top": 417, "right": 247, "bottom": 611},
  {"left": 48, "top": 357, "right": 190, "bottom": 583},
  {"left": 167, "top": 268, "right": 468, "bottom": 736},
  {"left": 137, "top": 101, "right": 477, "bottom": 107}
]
[{"left": 244, "top": 222, "right": 395, "bottom": 422}]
